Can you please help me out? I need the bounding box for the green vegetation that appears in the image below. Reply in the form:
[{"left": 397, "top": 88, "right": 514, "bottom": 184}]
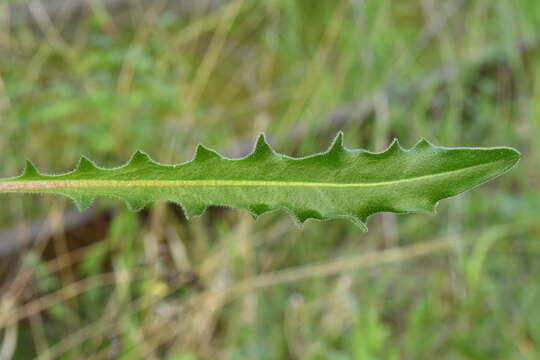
[
  {"left": 0, "top": 0, "right": 538, "bottom": 359},
  {"left": 0, "top": 135, "right": 520, "bottom": 227}
]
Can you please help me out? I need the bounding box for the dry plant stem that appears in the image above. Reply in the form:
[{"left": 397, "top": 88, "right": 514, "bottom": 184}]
[
  {"left": 0, "top": 321, "right": 17, "bottom": 360},
  {"left": 24, "top": 222, "right": 529, "bottom": 360},
  {"left": 1, "top": 273, "right": 121, "bottom": 328}
]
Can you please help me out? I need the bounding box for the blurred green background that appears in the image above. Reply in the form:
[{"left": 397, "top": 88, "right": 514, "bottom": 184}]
[{"left": 0, "top": 0, "right": 539, "bottom": 359}]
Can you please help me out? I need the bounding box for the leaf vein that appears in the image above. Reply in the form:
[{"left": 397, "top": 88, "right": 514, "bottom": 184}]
[{"left": 0, "top": 160, "right": 502, "bottom": 191}]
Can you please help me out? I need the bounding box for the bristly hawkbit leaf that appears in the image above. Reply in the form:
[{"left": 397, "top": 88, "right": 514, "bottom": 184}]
[{"left": 0, "top": 133, "right": 520, "bottom": 229}]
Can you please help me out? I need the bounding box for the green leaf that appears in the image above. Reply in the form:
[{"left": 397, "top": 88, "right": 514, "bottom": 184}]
[{"left": 0, "top": 133, "right": 520, "bottom": 229}]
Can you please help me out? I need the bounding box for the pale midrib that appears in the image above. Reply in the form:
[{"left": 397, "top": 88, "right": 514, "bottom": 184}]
[{"left": 0, "top": 161, "right": 500, "bottom": 191}]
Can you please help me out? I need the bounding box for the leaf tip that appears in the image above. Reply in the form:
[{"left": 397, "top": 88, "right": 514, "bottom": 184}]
[
  {"left": 504, "top": 146, "right": 521, "bottom": 162},
  {"left": 129, "top": 150, "right": 153, "bottom": 166},
  {"left": 125, "top": 198, "right": 148, "bottom": 212},
  {"left": 22, "top": 160, "right": 40, "bottom": 178},
  {"left": 495, "top": 146, "right": 521, "bottom": 170},
  {"left": 327, "top": 131, "right": 346, "bottom": 155},
  {"left": 194, "top": 144, "right": 220, "bottom": 162},
  {"left": 183, "top": 202, "right": 206, "bottom": 218},
  {"left": 77, "top": 155, "right": 97, "bottom": 172},
  {"left": 414, "top": 138, "right": 432, "bottom": 150},
  {"left": 385, "top": 138, "right": 402, "bottom": 154},
  {"left": 249, "top": 133, "right": 273, "bottom": 158},
  {"left": 73, "top": 196, "right": 94, "bottom": 211}
]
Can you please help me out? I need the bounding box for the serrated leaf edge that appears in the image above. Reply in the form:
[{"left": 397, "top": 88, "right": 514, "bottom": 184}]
[{"left": 0, "top": 133, "right": 521, "bottom": 229}]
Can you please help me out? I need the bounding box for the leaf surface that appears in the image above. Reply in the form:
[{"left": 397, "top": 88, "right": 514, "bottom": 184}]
[{"left": 0, "top": 133, "right": 520, "bottom": 229}]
